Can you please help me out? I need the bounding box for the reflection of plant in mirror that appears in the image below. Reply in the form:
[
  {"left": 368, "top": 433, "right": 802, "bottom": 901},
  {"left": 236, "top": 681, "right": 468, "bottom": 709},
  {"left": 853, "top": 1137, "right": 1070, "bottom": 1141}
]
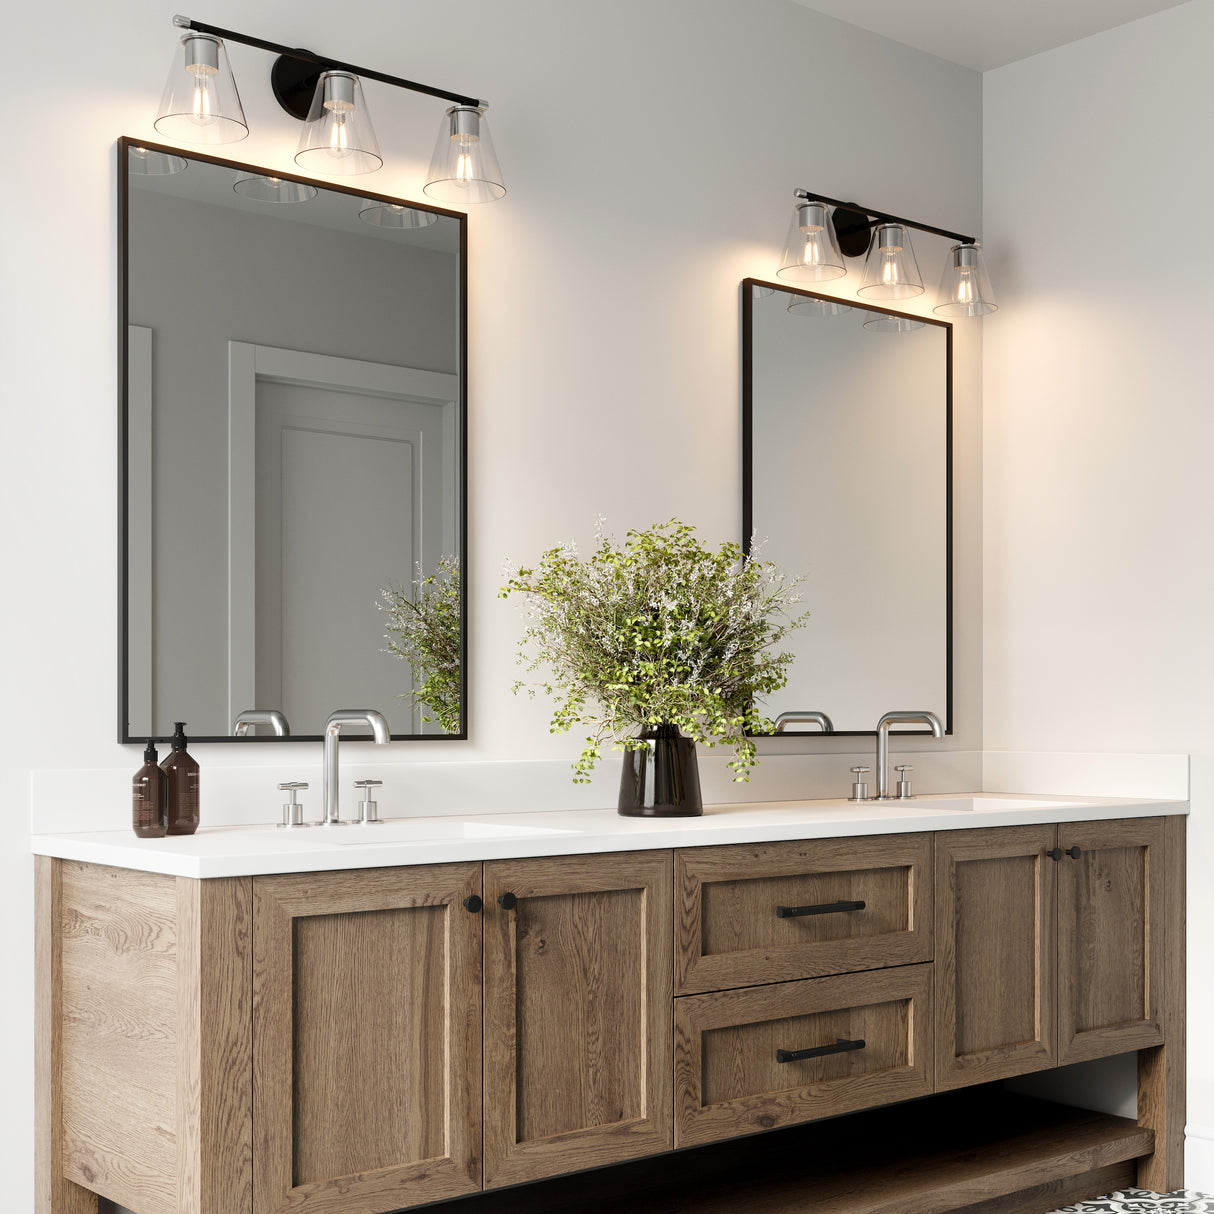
[
  {"left": 500, "top": 519, "right": 808, "bottom": 783},
  {"left": 379, "top": 558, "right": 462, "bottom": 734}
]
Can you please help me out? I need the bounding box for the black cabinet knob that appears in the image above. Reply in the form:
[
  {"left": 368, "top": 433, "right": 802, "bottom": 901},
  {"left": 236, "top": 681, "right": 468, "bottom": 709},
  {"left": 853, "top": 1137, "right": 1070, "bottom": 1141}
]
[
  {"left": 462, "top": 895, "right": 482, "bottom": 914},
  {"left": 498, "top": 892, "right": 518, "bottom": 910},
  {"left": 1065, "top": 846, "right": 1082, "bottom": 860},
  {"left": 1047, "top": 847, "right": 1063, "bottom": 861}
]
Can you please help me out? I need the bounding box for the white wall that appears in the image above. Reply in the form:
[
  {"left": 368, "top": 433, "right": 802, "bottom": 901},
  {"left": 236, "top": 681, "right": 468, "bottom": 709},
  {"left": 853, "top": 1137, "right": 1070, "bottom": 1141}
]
[
  {"left": 1, "top": 0, "right": 981, "bottom": 1204},
  {"left": 982, "top": 0, "right": 1214, "bottom": 1184}
]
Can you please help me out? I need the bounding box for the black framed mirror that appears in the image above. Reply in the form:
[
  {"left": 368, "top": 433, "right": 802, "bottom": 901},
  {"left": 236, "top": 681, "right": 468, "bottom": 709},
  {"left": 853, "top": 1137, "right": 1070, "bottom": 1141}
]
[
  {"left": 118, "top": 137, "right": 466, "bottom": 742},
  {"left": 742, "top": 278, "right": 952, "bottom": 736}
]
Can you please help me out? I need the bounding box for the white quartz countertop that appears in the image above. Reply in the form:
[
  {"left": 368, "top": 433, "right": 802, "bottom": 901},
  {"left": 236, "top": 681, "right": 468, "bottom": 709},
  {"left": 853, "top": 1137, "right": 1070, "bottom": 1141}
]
[{"left": 28, "top": 792, "right": 1187, "bottom": 879}]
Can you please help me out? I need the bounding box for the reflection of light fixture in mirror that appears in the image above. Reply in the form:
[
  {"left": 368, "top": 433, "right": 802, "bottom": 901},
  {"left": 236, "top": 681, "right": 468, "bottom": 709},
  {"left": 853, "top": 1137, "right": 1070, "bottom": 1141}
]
[
  {"left": 934, "top": 242, "right": 997, "bottom": 316},
  {"left": 424, "top": 106, "right": 506, "bottom": 203},
  {"left": 777, "top": 199, "right": 846, "bottom": 282},
  {"left": 752, "top": 284, "right": 775, "bottom": 299},
  {"left": 863, "top": 312, "right": 925, "bottom": 332},
  {"left": 294, "top": 72, "right": 382, "bottom": 175},
  {"left": 154, "top": 32, "right": 248, "bottom": 144},
  {"left": 233, "top": 174, "right": 317, "bottom": 202},
  {"left": 787, "top": 295, "right": 852, "bottom": 317},
  {"left": 359, "top": 202, "right": 439, "bottom": 229},
  {"left": 128, "top": 146, "right": 188, "bottom": 175},
  {"left": 858, "top": 223, "right": 924, "bottom": 300}
]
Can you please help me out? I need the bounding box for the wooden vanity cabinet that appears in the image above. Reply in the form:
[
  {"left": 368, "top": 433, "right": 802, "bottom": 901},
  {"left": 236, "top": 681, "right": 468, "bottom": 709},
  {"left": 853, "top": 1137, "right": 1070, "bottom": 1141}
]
[{"left": 482, "top": 851, "right": 673, "bottom": 1188}]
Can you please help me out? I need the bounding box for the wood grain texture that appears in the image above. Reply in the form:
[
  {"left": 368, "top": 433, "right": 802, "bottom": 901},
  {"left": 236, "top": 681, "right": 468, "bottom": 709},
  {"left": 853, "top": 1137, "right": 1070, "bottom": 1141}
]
[
  {"left": 253, "top": 863, "right": 482, "bottom": 1214},
  {"left": 674, "top": 964, "right": 932, "bottom": 1146},
  {"left": 175, "top": 876, "right": 253, "bottom": 1214},
  {"left": 426, "top": 1090, "right": 1151, "bottom": 1214},
  {"left": 482, "top": 851, "right": 674, "bottom": 1189},
  {"left": 676, "top": 834, "right": 932, "bottom": 994},
  {"left": 58, "top": 862, "right": 179, "bottom": 1214},
  {"left": 935, "top": 826, "right": 1057, "bottom": 1089},
  {"left": 1057, "top": 818, "right": 1165, "bottom": 1064},
  {"left": 1136, "top": 814, "right": 1186, "bottom": 1192},
  {"left": 35, "top": 857, "right": 100, "bottom": 1214}
]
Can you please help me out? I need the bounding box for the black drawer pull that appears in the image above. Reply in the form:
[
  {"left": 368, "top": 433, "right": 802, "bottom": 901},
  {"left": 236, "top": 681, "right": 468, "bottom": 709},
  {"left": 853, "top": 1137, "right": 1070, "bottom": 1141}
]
[
  {"left": 498, "top": 892, "right": 518, "bottom": 910},
  {"left": 1047, "top": 847, "right": 1063, "bottom": 861},
  {"left": 462, "top": 895, "right": 483, "bottom": 914},
  {"left": 1066, "top": 846, "right": 1081, "bottom": 859},
  {"left": 776, "top": 899, "right": 866, "bottom": 919},
  {"left": 776, "top": 1037, "right": 866, "bottom": 1064}
]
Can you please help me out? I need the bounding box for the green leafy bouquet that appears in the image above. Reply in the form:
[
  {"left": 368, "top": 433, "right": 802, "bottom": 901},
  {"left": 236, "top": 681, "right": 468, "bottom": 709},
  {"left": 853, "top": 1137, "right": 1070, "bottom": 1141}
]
[
  {"left": 501, "top": 520, "right": 808, "bottom": 782},
  {"left": 379, "top": 556, "right": 462, "bottom": 733}
]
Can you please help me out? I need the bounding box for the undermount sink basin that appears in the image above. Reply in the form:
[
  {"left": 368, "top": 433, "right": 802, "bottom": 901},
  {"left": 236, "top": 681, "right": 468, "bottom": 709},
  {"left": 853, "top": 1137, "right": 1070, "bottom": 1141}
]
[
  {"left": 908, "top": 795, "right": 1072, "bottom": 812},
  {"left": 261, "top": 818, "right": 579, "bottom": 844}
]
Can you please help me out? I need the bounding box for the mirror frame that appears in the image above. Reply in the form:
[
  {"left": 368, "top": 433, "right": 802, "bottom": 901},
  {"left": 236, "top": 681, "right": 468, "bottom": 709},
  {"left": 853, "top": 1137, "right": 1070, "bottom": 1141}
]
[
  {"left": 117, "top": 136, "right": 469, "bottom": 743},
  {"left": 741, "top": 277, "right": 953, "bottom": 738}
]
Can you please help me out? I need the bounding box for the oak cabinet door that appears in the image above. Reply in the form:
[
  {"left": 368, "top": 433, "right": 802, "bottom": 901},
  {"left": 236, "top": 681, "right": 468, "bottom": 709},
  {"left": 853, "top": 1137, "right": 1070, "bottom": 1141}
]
[
  {"left": 1057, "top": 818, "right": 1167, "bottom": 1064},
  {"left": 935, "top": 825, "right": 1058, "bottom": 1088},
  {"left": 253, "top": 864, "right": 483, "bottom": 1214},
  {"left": 482, "top": 851, "right": 674, "bottom": 1188}
]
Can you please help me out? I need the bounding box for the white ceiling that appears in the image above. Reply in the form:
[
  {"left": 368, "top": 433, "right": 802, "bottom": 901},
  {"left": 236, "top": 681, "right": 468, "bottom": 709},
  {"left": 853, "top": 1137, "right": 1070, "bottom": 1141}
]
[{"left": 787, "top": 0, "right": 1192, "bottom": 71}]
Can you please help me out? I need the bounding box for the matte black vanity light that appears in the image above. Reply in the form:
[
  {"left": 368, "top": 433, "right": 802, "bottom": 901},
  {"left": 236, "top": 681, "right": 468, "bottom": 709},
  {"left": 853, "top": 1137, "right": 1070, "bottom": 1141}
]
[
  {"left": 154, "top": 15, "right": 507, "bottom": 198},
  {"left": 780, "top": 189, "right": 996, "bottom": 316}
]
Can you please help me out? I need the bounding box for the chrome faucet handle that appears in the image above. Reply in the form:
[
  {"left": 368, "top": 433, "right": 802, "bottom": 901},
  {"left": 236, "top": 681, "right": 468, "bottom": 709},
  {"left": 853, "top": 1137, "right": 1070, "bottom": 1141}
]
[
  {"left": 354, "top": 778, "right": 384, "bottom": 825},
  {"left": 895, "top": 765, "right": 914, "bottom": 800},
  {"left": 849, "top": 767, "right": 871, "bottom": 803},
  {"left": 277, "top": 781, "right": 310, "bottom": 829}
]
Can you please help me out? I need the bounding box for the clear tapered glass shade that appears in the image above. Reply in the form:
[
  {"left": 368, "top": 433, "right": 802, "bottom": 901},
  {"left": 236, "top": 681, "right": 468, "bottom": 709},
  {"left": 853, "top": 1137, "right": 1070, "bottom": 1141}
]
[
  {"left": 154, "top": 33, "right": 248, "bottom": 144},
  {"left": 359, "top": 202, "right": 438, "bottom": 229},
  {"left": 233, "top": 175, "right": 317, "bottom": 203},
  {"left": 295, "top": 72, "right": 382, "bottom": 176},
  {"left": 863, "top": 312, "right": 925, "bottom": 332},
  {"left": 787, "top": 295, "right": 852, "bottom": 317},
  {"left": 934, "top": 242, "right": 998, "bottom": 316},
  {"left": 776, "top": 201, "right": 847, "bottom": 282},
  {"left": 424, "top": 106, "right": 506, "bottom": 203},
  {"left": 128, "top": 146, "right": 188, "bottom": 175},
  {"left": 752, "top": 283, "right": 775, "bottom": 299},
  {"left": 858, "top": 223, "right": 924, "bottom": 300}
]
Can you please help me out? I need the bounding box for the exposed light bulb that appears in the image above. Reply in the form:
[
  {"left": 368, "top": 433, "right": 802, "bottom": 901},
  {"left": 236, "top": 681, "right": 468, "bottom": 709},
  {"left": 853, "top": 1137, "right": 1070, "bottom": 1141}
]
[
  {"left": 187, "top": 60, "right": 217, "bottom": 124},
  {"left": 953, "top": 267, "right": 976, "bottom": 306}
]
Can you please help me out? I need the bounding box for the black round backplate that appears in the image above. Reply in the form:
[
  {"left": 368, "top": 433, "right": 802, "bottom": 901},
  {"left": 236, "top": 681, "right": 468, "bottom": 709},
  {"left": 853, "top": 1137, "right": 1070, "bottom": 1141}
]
[{"left": 271, "top": 52, "right": 326, "bottom": 121}]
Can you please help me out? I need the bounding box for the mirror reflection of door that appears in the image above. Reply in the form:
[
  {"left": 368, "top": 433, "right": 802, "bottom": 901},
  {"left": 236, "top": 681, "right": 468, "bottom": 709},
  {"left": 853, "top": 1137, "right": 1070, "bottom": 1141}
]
[{"left": 234, "top": 355, "right": 455, "bottom": 736}]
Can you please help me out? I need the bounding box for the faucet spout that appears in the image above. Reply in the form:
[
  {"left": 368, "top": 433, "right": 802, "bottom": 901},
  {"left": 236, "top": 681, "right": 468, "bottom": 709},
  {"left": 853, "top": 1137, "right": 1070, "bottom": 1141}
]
[
  {"left": 774, "top": 710, "right": 835, "bottom": 734},
  {"left": 322, "top": 709, "right": 391, "bottom": 825},
  {"left": 874, "top": 710, "right": 944, "bottom": 800},
  {"left": 232, "top": 708, "right": 290, "bottom": 737}
]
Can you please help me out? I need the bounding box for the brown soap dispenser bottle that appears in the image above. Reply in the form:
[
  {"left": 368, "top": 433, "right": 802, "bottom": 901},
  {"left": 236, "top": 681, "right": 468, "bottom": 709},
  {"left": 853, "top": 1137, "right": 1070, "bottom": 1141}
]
[
  {"left": 162, "top": 721, "right": 200, "bottom": 836},
  {"left": 132, "top": 740, "right": 168, "bottom": 838}
]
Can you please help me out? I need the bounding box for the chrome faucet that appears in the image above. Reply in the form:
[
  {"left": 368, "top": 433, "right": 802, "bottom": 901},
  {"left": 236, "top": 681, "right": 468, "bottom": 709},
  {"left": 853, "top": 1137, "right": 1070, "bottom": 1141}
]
[
  {"left": 774, "top": 710, "right": 835, "bottom": 734},
  {"left": 232, "top": 708, "right": 290, "bottom": 737},
  {"left": 322, "top": 709, "right": 391, "bottom": 825},
  {"left": 874, "top": 710, "right": 944, "bottom": 800}
]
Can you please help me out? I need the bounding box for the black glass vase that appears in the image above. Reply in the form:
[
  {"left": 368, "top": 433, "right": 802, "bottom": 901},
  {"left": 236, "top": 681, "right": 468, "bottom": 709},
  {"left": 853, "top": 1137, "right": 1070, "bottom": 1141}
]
[{"left": 617, "top": 723, "right": 703, "bottom": 817}]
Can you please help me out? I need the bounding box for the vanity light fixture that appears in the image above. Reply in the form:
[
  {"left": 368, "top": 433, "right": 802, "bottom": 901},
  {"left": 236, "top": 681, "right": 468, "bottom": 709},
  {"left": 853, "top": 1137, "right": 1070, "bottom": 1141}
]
[
  {"left": 233, "top": 174, "right": 318, "bottom": 202},
  {"left": 782, "top": 189, "right": 995, "bottom": 315},
  {"left": 788, "top": 295, "right": 852, "bottom": 317},
  {"left": 155, "top": 16, "right": 506, "bottom": 197},
  {"left": 154, "top": 31, "right": 248, "bottom": 144},
  {"left": 863, "top": 312, "right": 925, "bottom": 332}
]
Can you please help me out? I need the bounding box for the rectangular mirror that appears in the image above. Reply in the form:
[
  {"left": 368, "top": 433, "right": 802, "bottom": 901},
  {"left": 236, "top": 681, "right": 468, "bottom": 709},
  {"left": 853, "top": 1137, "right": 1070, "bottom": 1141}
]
[
  {"left": 742, "top": 278, "right": 951, "bottom": 736},
  {"left": 119, "top": 138, "right": 466, "bottom": 742}
]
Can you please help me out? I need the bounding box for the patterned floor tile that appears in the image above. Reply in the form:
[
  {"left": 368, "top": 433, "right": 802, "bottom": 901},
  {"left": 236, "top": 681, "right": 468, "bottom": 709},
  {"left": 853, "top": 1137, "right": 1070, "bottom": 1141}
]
[{"left": 1051, "top": 1190, "right": 1214, "bottom": 1213}]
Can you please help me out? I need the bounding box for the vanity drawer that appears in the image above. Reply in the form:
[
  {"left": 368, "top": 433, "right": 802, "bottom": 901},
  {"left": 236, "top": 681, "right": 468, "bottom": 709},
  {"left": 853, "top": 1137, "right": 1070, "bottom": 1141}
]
[
  {"left": 675, "top": 834, "right": 932, "bottom": 993},
  {"left": 673, "top": 963, "right": 933, "bottom": 1147}
]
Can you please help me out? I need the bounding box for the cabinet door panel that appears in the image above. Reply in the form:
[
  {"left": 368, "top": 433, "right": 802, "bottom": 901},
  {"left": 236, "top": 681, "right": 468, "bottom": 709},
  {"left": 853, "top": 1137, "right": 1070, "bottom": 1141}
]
[
  {"left": 253, "top": 864, "right": 482, "bottom": 1214},
  {"left": 483, "top": 851, "right": 673, "bottom": 1188},
  {"left": 676, "top": 834, "right": 932, "bottom": 993},
  {"left": 1058, "top": 818, "right": 1166, "bottom": 1064},
  {"left": 935, "top": 826, "right": 1057, "bottom": 1088}
]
